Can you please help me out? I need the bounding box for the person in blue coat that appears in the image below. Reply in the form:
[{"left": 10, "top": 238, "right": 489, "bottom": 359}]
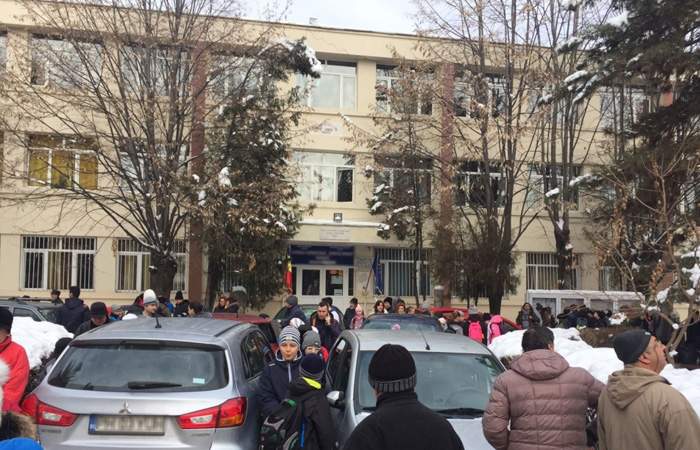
[
  {"left": 280, "top": 295, "right": 307, "bottom": 327},
  {"left": 0, "top": 439, "right": 43, "bottom": 450},
  {"left": 258, "top": 326, "right": 302, "bottom": 417}
]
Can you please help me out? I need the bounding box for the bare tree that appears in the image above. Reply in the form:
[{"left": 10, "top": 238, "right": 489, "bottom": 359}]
[{"left": 0, "top": 0, "right": 316, "bottom": 297}]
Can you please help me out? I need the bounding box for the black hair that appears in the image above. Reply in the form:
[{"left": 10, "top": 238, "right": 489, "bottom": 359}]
[
  {"left": 190, "top": 302, "right": 204, "bottom": 314},
  {"left": 318, "top": 300, "right": 331, "bottom": 309},
  {"left": 51, "top": 289, "right": 61, "bottom": 296},
  {"left": 52, "top": 337, "right": 73, "bottom": 359},
  {"left": 69, "top": 286, "right": 80, "bottom": 298},
  {"left": 322, "top": 296, "right": 333, "bottom": 306},
  {"left": 350, "top": 297, "right": 358, "bottom": 305},
  {"left": 258, "top": 313, "right": 270, "bottom": 319},
  {"left": 383, "top": 297, "right": 393, "bottom": 305},
  {"left": 522, "top": 327, "right": 554, "bottom": 352}
]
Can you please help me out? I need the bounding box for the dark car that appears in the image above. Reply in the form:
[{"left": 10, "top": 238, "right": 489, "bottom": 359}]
[
  {"left": 272, "top": 304, "right": 318, "bottom": 323},
  {"left": 212, "top": 313, "right": 280, "bottom": 353},
  {"left": 0, "top": 297, "right": 61, "bottom": 323},
  {"left": 361, "top": 313, "right": 443, "bottom": 332}
]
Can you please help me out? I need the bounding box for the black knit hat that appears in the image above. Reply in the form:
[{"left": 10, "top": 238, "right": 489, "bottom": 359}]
[
  {"left": 614, "top": 329, "right": 652, "bottom": 364},
  {"left": 369, "top": 344, "right": 417, "bottom": 394},
  {"left": 90, "top": 302, "right": 108, "bottom": 317},
  {"left": 0, "top": 308, "right": 12, "bottom": 333},
  {"left": 299, "top": 354, "right": 324, "bottom": 381}
]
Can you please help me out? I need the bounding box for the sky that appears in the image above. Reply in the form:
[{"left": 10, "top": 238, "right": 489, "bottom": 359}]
[{"left": 243, "top": 0, "right": 419, "bottom": 34}]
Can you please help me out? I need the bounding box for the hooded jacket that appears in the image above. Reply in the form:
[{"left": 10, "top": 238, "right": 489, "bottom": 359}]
[
  {"left": 55, "top": 298, "right": 90, "bottom": 333},
  {"left": 258, "top": 352, "right": 301, "bottom": 417},
  {"left": 288, "top": 377, "right": 336, "bottom": 450},
  {"left": 482, "top": 349, "right": 604, "bottom": 450},
  {"left": 597, "top": 366, "right": 700, "bottom": 450}
]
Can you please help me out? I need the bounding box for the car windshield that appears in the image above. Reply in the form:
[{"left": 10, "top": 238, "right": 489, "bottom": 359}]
[
  {"left": 38, "top": 307, "right": 58, "bottom": 323},
  {"left": 355, "top": 351, "right": 502, "bottom": 417},
  {"left": 48, "top": 342, "right": 228, "bottom": 392},
  {"left": 362, "top": 317, "right": 440, "bottom": 332}
]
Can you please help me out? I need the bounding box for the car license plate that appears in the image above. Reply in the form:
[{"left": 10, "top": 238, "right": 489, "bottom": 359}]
[{"left": 89, "top": 415, "right": 165, "bottom": 435}]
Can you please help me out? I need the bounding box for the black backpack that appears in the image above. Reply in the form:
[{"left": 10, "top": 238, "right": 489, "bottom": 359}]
[{"left": 259, "top": 391, "right": 317, "bottom": 450}]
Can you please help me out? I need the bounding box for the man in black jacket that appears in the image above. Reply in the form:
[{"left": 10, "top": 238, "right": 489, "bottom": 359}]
[
  {"left": 288, "top": 353, "right": 336, "bottom": 450},
  {"left": 310, "top": 301, "right": 341, "bottom": 351},
  {"left": 343, "top": 298, "right": 358, "bottom": 329},
  {"left": 343, "top": 344, "right": 464, "bottom": 450},
  {"left": 55, "top": 286, "right": 90, "bottom": 333},
  {"left": 281, "top": 295, "right": 307, "bottom": 327},
  {"left": 74, "top": 302, "right": 109, "bottom": 336}
]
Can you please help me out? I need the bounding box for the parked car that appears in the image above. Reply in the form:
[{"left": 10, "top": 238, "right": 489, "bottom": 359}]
[
  {"left": 361, "top": 313, "right": 443, "bottom": 332},
  {"left": 324, "top": 330, "right": 505, "bottom": 449},
  {"left": 0, "top": 298, "right": 61, "bottom": 323},
  {"left": 272, "top": 304, "right": 318, "bottom": 322},
  {"left": 430, "top": 307, "right": 522, "bottom": 332},
  {"left": 22, "top": 318, "right": 271, "bottom": 450},
  {"left": 212, "top": 313, "right": 280, "bottom": 352}
]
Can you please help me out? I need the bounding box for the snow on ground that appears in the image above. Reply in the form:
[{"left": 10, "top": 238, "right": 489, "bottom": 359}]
[
  {"left": 489, "top": 328, "right": 700, "bottom": 415},
  {"left": 12, "top": 317, "right": 72, "bottom": 369}
]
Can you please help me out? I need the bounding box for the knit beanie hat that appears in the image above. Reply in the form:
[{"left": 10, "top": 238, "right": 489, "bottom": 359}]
[
  {"left": 278, "top": 325, "right": 301, "bottom": 347},
  {"left": 302, "top": 330, "right": 321, "bottom": 350},
  {"left": 368, "top": 344, "right": 417, "bottom": 394},
  {"left": 143, "top": 289, "right": 158, "bottom": 306},
  {"left": 286, "top": 295, "right": 299, "bottom": 307},
  {"left": 299, "top": 354, "right": 324, "bottom": 381},
  {"left": 0, "top": 308, "right": 13, "bottom": 333},
  {"left": 90, "top": 302, "right": 108, "bottom": 317},
  {"left": 614, "top": 329, "right": 652, "bottom": 364}
]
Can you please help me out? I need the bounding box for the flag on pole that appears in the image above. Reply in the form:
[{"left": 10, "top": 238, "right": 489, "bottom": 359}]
[
  {"left": 372, "top": 252, "right": 383, "bottom": 295},
  {"left": 284, "top": 250, "right": 293, "bottom": 292}
]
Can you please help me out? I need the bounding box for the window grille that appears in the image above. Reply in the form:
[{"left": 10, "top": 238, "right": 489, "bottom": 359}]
[
  {"left": 375, "top": 248, "right": 432, "bottom": 297},
  {"left": 21, "top": 236, "right": 95, "bottom": 290},
  {"left": 526, "top": 252, "right": 579, "bottom": 290},
  {"left": 115, "top": 238, "right": 187, "bottom": 292}
]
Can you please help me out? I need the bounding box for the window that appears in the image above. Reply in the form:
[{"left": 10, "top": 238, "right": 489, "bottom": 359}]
[
  {"left": 116, "top": 238, "right": 187, "bottom": 292},
  {"left": 681, "top": 173, "right": 699, "bottom": 214},
  {"left": 21, "top": 236, "right": 96, "bottom": 290},
  {"left": 375, "top": 156, "right": 432, "bottom": 203},
  {"left": 454, "top": 73, "right": 506, "bottom": 117},
  {"left": 120, "top": 45, "right": 191, "bottom": 97},
  {"left": 27, "top": 135, "right": 98, "bottom": 189},
  {"left": 241, "top": 332, "right": 266, "bottom": 379},
  {"left": 375, "top": 65, "right": 432, "bottom": 115},
  {"left": 455, "top": 161, "right": 505, "bottom": 207},
  {"left": 526, "top": 163, "right": 582, "bottom": 209},
  {"left": 13, "top": 308, "right": 41, "bottom": 321},
  {"left": 292, "top": 152, "right": 354, "bottom": 202},
  {"left": 600, "top": 88, "right": 649, "bottom": 130},
  {"left": 209, "top": 55, "right": 262, "bottom": 99},
  {"left": 298, "top": 61, "right": 356, "bottom": 110},
  {"left": 599, "top": 266, "right": 623, "bottom": 291},
  {"left": 31, "top": 35, "right": 101, "bottom": 88},
  {"left": 526, "top": 252, "right": 579, "bottom": 290},
  {"left": 0, "top": 32, "right": 7, "bottom": 76},
  {"left": 374, "top": 247, "right": 431, "bottom": 297},
  {"left": 328, "top": 339, "right": 352, "bottom": 392}
]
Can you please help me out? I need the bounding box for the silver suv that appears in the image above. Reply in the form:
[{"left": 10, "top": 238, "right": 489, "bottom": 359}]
[
  {"left": 324, "top": 330, "right": 505, "bottom": 449},
  {"left": 23, "top": 318, "right": 272, "bottom": 450}
]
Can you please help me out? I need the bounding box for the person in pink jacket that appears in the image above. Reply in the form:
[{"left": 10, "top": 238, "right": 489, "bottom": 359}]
[{"left": 482, "top": 327, "right": 604, "bottom": 450}]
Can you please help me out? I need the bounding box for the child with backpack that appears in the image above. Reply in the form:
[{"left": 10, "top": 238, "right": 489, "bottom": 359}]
[
  {"left": 466, "top": 307, "right": 487, "bottom": 344},
  {"left": 259, "top": 354, "right": 336, "bottom": 450},
  {"left": 487, "top": 314, "right": 504, "bottom": 344}
]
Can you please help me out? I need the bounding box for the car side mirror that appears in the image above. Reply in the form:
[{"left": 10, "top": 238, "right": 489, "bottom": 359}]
[{"left": 326, "top": 390, "right": 345, "bottom": 409}]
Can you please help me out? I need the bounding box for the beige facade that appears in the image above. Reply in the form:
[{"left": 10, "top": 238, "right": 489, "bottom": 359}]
[{"left": 0, "top": 0, "right": 617, "bottom": 320}]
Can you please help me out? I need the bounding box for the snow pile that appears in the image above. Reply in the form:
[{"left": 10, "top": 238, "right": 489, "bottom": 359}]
[
  {"left": 560, "top": 0, "right": 584, "bottom": 9},
  {"left": 489, "top": 328, "right": 700, "bottom": 415},
  {"left": 218, "top": 167, "right": 231, "bottom": 188},
  {"left": 607, "top": 10, "right": 630, "bottom": 28},
  {"left": 12, "top": 317, "right": 72, "bottom": 369},
  {"left": 682, "top": 264, "right": 700, "bottom": 289},
  {"left": 564, "top": 70, "right": 588, "bottom": 85},
  {"left": 609, "top": 312, "right": 627, "bottom": 326},
  {"left": 545, "top": 187, "right": 560, "bottom": 198},
  {"left": 656, "top": 287, "right": 669, "bottom": 303}
]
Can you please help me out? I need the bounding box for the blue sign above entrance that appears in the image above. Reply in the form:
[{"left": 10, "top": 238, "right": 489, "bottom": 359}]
[{"left": 291, "top": 245, "right": 354, "bottom": 266}]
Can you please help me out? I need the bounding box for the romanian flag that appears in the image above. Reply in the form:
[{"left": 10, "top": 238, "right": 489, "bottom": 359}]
[{"left": 284, "top": 250, "right": 293, "bottom": 292}]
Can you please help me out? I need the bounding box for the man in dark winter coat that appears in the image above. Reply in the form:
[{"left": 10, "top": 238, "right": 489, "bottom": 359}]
[
  {"left": 343, "top": 344, "right": 464, "bottom": 450},
  {"left": 280, "top": 295, "right": 307, "bottom": 328},
  {"left": 74, "top": 302, "right": 109, "bottom": 337},
  {"left": 310, "top": 301, "right": 341, "bottom": 351},
  {"left": 172, "top": 291, "right": 189, "bottom": 317},
  {"left": 288, "top": 354, "right": 336, "bottom": 450},
  {"left": 55, "top": 286, "right": 90, "bottom": 334},
  {"left": 258, "top": 326, "right": 302, "bottom": 417},
  {"left": 343, "top": 298, "right": 358, "bottom": 329}
]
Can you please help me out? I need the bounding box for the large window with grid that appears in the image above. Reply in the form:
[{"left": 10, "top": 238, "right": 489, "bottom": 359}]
[
  {"left": 599, "top": 266, "right": 623, "bottom": 291},
  {"left": 31, "top": 35, "right": 102, "bottom": 88},
  {"left": 27, "top": 134, "right": 98, "bottom": 189},
  {"left": 375, "top": 65, "right": 432, "bottom": 115},
  {"left": 375, "top": 156, "right": 432, "bottom": 203},
  {"left": 455, "top": 160, "right": 505, "bottom": 207},
  {"left": 21, "top": 236, "right": 95, "bottom": 290},
  {"left": 453, "top": 73, "right": 507, "bottom": 117},
  {"left": 526, "top": 252, "right": 579, "bottom": 290},
  {"left": 600, "top": 88, "right": 649, "bottom": 130},
  {"left": 0, "top": 32, "right": 7, "bottom": 77},
  {"left": 115, "top": 238, "right": 187, "bottom": 292},
  {"left": 375, "top": 247, "right": 432, "bottom": 297},
  {"left": 526, "top": 163, "right": 582, "bottom": 209},
  {"left": 298, "top": 61, "right": 356, "bottom": 110},
  {"left": 292, "top": 151, "right": 354, "bottom": 202}
]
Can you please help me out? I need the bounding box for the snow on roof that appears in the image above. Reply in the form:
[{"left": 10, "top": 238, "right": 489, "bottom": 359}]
[
  {"left": 13, "top": 317, "right": 72, "bottom": 369},
  {"left": 607, "top": 10, "right": 630, "bottom": 28}
]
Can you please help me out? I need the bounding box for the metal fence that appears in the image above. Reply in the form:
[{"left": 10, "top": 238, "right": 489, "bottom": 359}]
[
  {"left": 22, "top": 235, "right": 95, "bottom": 290},
  {"left": 375, "top": 247, "right": 432, "bottom": 298}
]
